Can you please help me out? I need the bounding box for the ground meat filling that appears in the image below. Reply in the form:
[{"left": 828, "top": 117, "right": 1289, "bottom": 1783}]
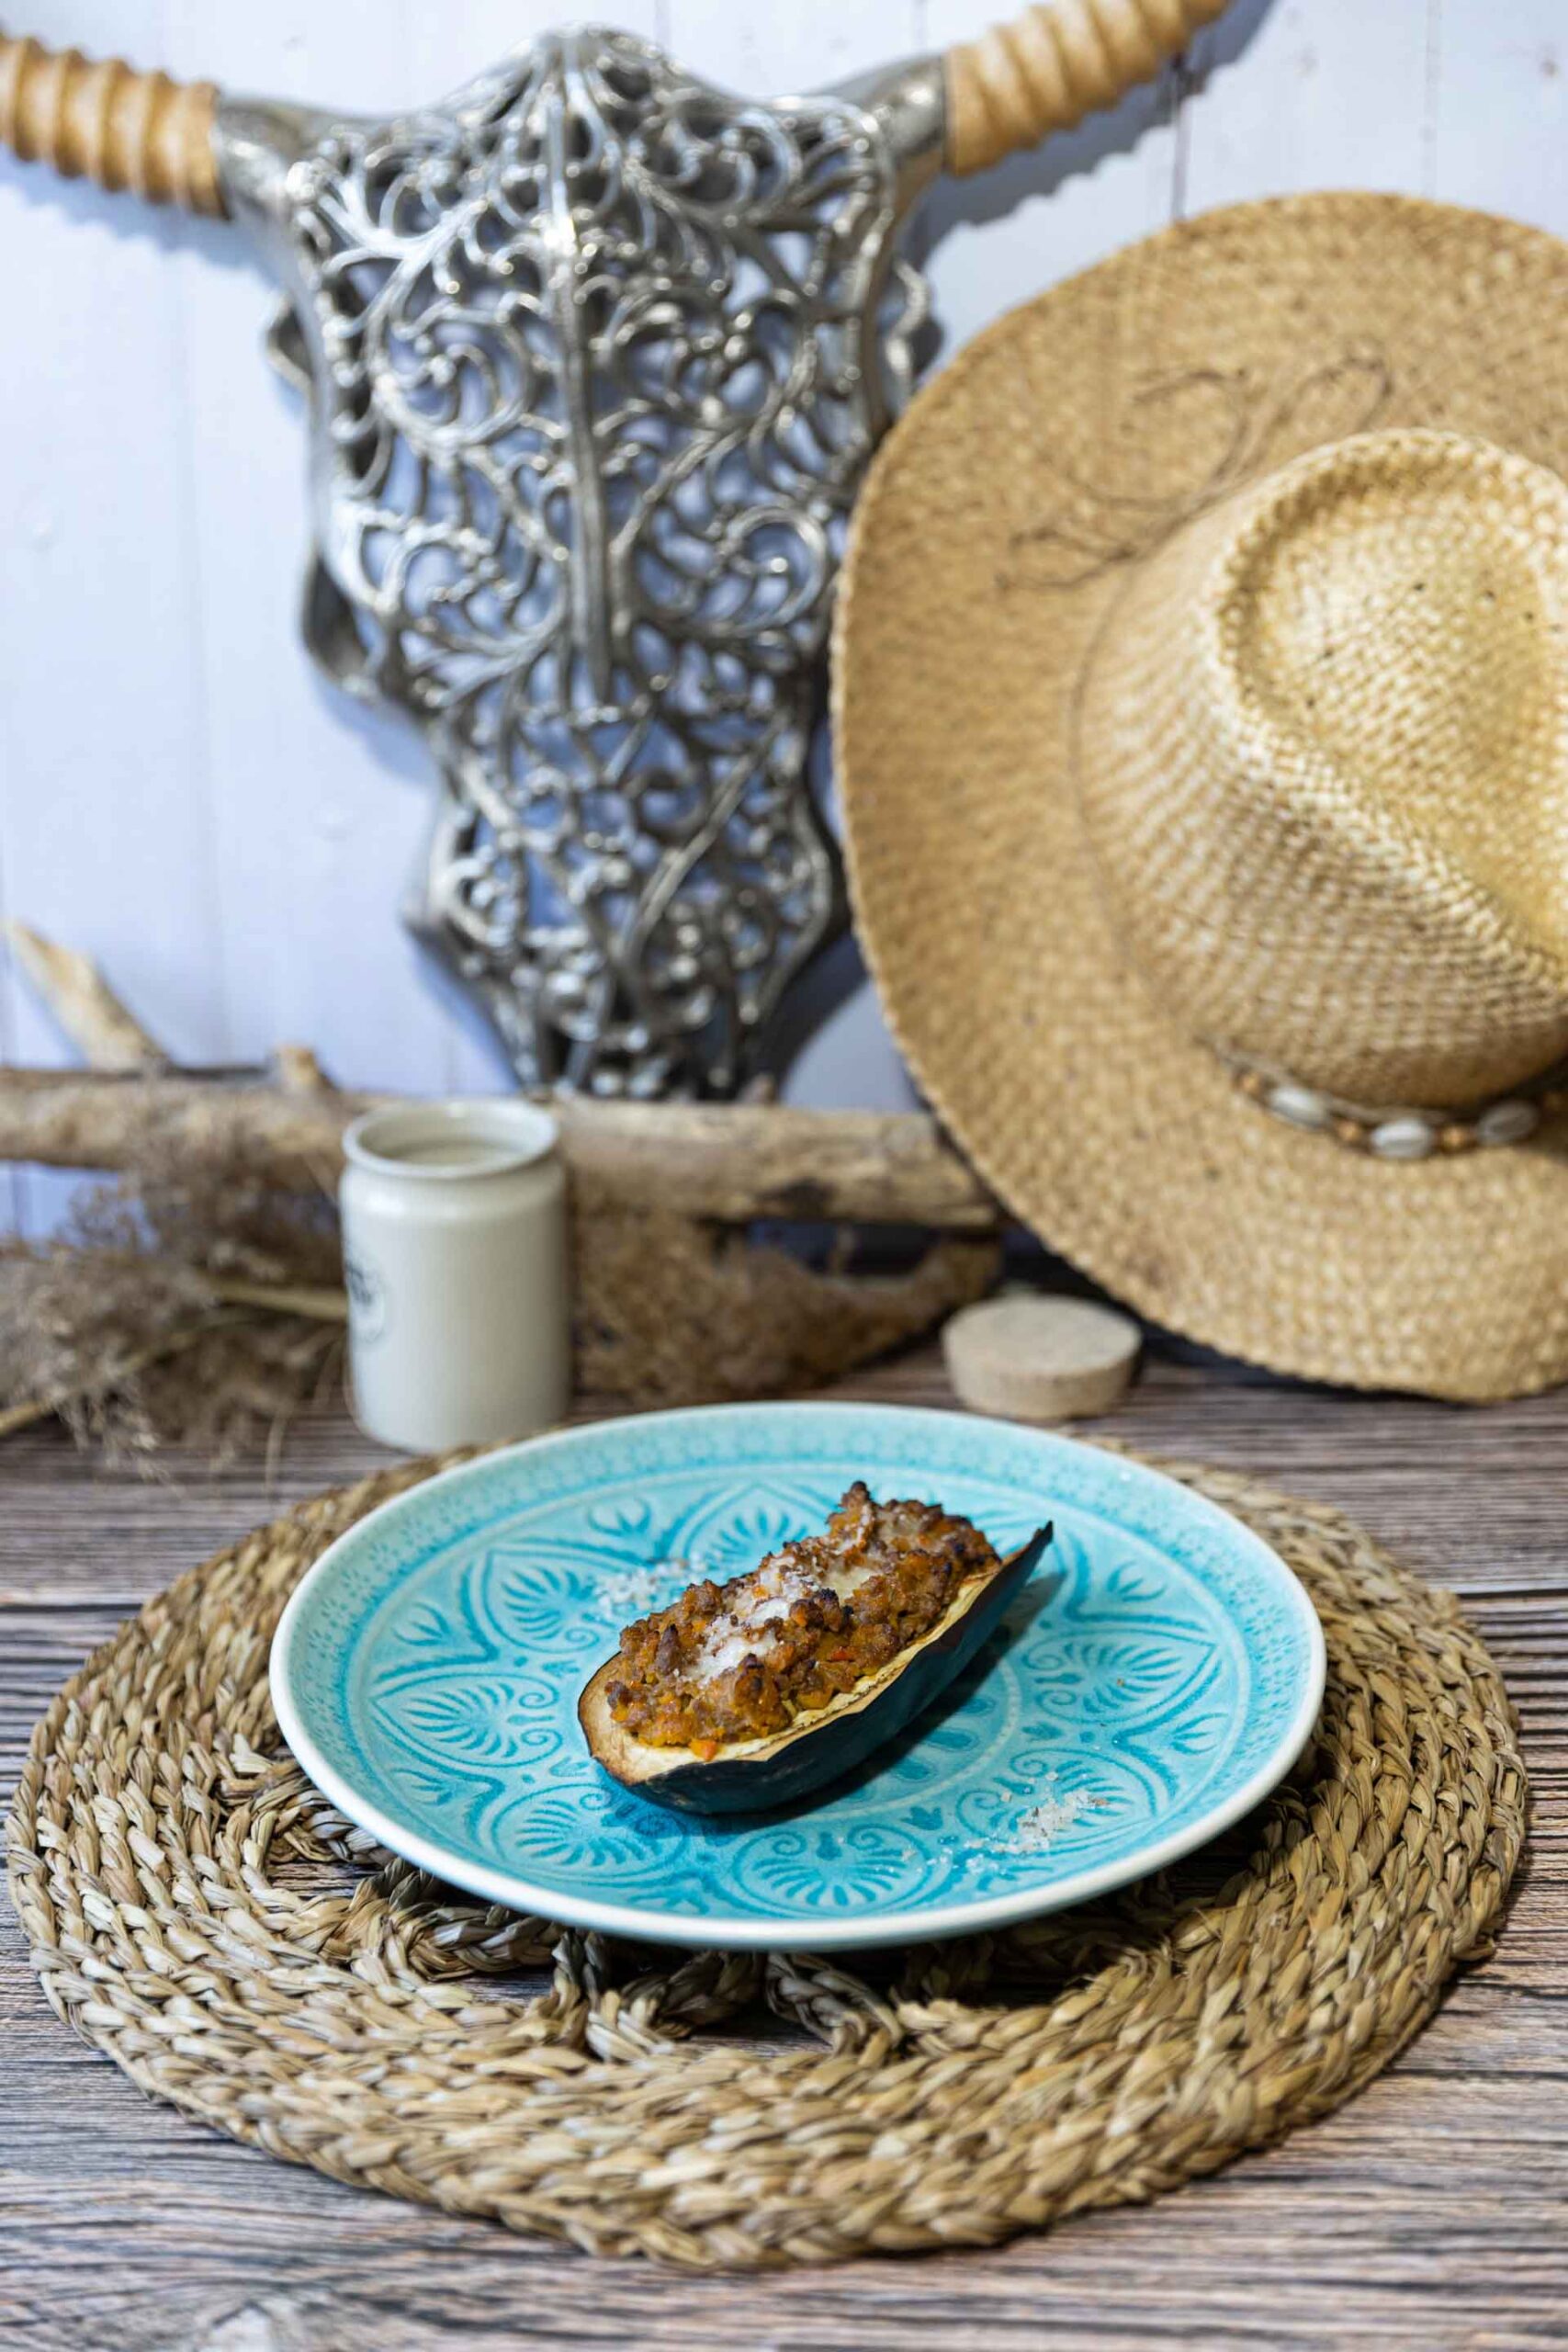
[{"left": 604, "top": 1484, "right": 1001, "bottom": 1758}]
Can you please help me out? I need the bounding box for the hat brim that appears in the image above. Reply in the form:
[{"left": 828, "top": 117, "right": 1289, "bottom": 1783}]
[{"left": 836, "top": 193, "right": 1568, "bottom": 1400}]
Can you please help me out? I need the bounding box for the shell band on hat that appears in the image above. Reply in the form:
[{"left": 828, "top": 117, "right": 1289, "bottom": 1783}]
[{"left": 1224, "top": 1054, "right": 1568, "bottom": 1160}]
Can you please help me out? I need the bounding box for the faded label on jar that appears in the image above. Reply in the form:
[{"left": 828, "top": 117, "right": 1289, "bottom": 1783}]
[{"left": 344, "top": 1249, "right": 388, "bottom": 1345}]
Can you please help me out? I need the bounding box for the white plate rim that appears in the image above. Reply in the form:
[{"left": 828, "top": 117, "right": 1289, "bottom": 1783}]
[{"left": 270, "top": 1403, "right": 1327, "bottom": 1953}]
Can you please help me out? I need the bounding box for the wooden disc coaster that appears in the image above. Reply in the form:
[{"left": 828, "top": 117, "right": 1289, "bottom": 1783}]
[
  {"left": 6, "top": 1448, "right": 1524, "bottom": 2269},
  {"left": 943, "top": 1292, "right": 1141, "bottom": 1420}
]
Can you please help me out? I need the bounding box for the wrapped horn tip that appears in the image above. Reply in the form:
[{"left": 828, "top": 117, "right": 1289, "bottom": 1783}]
[
  {"left": 0, "top": 29, "right": 226, "bottom": 215},
  {"left": 945, "top": 0, "right": 1233, "bottom": 176}
]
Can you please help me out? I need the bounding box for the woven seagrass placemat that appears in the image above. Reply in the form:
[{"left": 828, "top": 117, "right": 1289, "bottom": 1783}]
[{"left": 6, "top": 1447, "right": 1526, "bottom": 2270}]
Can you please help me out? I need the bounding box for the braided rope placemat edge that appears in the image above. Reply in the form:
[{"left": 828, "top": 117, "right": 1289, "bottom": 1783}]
[{"left": 6, "top": 1443, "right": 1528, "bottom": 2269}]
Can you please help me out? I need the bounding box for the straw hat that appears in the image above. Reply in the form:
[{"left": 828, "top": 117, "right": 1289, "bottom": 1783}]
[{"left": 836, "top": 193, "right": 1568, "bottom": 1400}]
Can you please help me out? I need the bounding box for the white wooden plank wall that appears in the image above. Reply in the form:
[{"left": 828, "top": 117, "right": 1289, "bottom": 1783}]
[{"left": 1, "top": 1, "right": 1564, "bottom": 1227}]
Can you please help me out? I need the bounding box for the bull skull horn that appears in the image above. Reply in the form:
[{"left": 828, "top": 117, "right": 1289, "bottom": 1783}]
[
  {"left": 0, "top": 28, "right": 224, "bottom": 210},
  {"left": 0, "top": 5, "right": 1227, "bottom": 203},
  {"left": 0, "top": 3, "right": 1230, "bottom": 1098}
]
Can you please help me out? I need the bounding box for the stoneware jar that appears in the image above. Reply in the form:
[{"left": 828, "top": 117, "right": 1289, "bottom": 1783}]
[{"left": 340, "top": 1100, "right": 570, "bottom": 1453}]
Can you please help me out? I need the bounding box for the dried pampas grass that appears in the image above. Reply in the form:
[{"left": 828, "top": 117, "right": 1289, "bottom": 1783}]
[
  {"left": 578, "top": 1208, "right": 998, "bottom": 1404},
  {"left": 0, "top": 1136, "right": 344, "bottom": 1469}
]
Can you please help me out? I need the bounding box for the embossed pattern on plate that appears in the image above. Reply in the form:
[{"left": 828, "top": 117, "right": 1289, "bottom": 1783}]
[{"left": 271, "top": 1405, "right": 1325, "bottom": 1951}]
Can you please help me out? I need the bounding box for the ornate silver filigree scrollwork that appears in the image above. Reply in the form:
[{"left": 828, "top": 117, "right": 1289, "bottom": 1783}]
[{"left": 217, "top": 29, "right": 943, "bottom": 1095}]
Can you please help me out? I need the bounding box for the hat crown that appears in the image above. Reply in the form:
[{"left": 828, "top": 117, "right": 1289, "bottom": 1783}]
[{"left": 1077, "top": 428, "right": 1568, "bottom": 1110}]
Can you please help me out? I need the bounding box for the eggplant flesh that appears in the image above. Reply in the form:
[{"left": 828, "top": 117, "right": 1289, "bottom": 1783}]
[{"left": 578, "top": 1522, "right": 1054, "bottom": 1815}]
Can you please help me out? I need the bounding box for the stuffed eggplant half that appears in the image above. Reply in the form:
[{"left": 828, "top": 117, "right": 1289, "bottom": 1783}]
[{"left": 579, "top": 1483, "right": 1053, "bottom": 1814}]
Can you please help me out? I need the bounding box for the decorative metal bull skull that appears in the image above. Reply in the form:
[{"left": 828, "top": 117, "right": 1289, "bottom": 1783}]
[
  {"left": 220, "top": 34, "right": 942, "bottom": 1096},
  {"left": 0, "top": 2, "right": 1227, "bottom": 1095}
]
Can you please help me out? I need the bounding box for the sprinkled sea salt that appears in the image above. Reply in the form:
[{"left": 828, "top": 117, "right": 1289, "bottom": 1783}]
[
  {"left": 1008, "top": 1786, "right": 1094, "bottom": 1854},
  {"left": 594, "top": 1556, "right": 691, "bottom": 1615},
  {"left": 693, "top": 1550, "right": 818, "bottom": 1681},
  {"left": 696, "top": 1625, "right": 781, "bottom": 1679}
]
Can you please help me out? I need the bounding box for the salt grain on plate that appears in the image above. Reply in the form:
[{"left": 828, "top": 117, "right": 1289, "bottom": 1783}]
[
  {"left": 1006, "top": 1783, "right": 1095, "bottom": 1855},
  {"left": 595, "top": 1557, "right": 691, "bottom": 1613}
]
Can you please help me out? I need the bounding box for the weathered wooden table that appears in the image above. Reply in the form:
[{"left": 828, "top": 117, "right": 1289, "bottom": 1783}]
[{"left": 3, "top": 1343, "right": 1564, "bottom": 2351}]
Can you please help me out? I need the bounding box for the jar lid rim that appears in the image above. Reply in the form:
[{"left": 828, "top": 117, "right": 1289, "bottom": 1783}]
[{"left": 343, "top": 1099, "right": 560, "bottom": 1181}]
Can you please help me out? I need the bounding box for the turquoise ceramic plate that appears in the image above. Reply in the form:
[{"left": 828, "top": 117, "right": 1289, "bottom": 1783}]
[{"left": 271, "top": 1403, "right": 1325, "bottom": 1952}]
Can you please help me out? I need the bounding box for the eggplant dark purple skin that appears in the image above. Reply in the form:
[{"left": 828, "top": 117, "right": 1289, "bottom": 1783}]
[{"left": 578, "top": 1522, "right": 1054, "bottom": 1815}]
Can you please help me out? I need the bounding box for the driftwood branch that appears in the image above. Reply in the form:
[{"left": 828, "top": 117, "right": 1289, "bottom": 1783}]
[
  {"left": 0, "top": 1068, "right": 1002, "bottom": 1230},
  {"left": 3, "top": 922, "right": 165, "bottom": 1070},
  {"left": 558, "top": 1097, "right": 998, "bottom": 1229},
  {"left": 274, "top": 1043, "right": 334, "bottom": 1096},
  {"left": 0, "top": 924, "right": 998, "bottom": 1231}
]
